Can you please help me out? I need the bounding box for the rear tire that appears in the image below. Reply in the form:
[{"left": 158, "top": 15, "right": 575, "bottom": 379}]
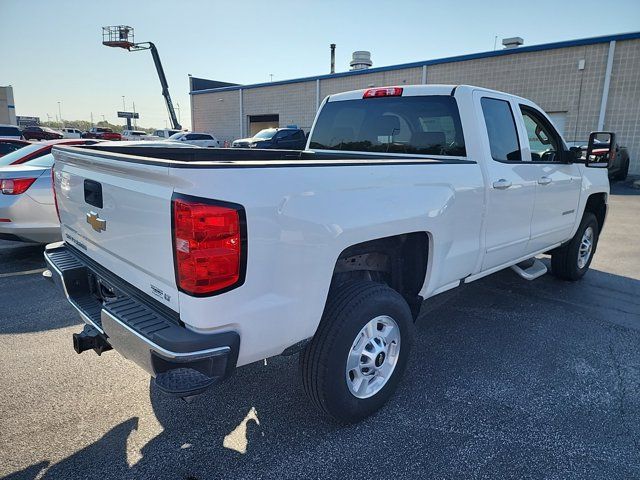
[
  {"left": 300, "top": 280, "right": 414, "bottom": 423},
  {"left": 551, "top": 212, "right": 599, "bottom": 281}
]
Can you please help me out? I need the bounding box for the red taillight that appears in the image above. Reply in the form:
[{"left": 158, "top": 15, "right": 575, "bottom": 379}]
[
  {"left": 51, "top": 168, "right": 60, "bottom": 221},
  {"left": 363, "top": 87, "right": 403, "bottom": 99},
  {"left": 172, "top": 196, "right": 245, "bottom": 296},
  {"left": 1, "top": 178, "right": 37, "bottom": 195}
]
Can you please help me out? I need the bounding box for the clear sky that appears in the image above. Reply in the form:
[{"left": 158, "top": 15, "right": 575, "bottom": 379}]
[{"left": 1, "top": 0, "right": 639, "bottom": 130}]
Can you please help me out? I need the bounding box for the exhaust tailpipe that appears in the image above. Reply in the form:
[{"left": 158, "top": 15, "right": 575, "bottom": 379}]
[{"left": 73, "top": 325, "right": 112, "bottom": 356}]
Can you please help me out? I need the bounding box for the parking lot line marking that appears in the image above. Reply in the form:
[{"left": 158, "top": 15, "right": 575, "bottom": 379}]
[{"left": 0, "top": 268, "right": 47, "bottom": 278}]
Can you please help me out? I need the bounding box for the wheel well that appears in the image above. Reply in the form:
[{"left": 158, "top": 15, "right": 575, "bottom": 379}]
[
  {"left": 585, "top": 193, "right": 607, "bottom": 230},
  {"left": 331, "top": 232, "right": 428, "bottom": 319}
]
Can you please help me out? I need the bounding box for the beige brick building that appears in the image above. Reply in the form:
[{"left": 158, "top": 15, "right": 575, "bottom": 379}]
[{"left": 190, "top": 32, "right": 640, "bottom": 174}]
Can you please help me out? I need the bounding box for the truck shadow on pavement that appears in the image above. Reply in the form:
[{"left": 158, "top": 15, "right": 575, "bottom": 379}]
[{"left": 9, "top": 265, "right": 640, "bottom": 480}]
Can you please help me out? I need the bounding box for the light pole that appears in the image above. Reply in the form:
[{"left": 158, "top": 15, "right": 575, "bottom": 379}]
[
  {"left": 122, "top": 96, "right": 126, "bottom": 110},
  {"left": 57, "top": 101, "right": 63, "bottom": 125}
]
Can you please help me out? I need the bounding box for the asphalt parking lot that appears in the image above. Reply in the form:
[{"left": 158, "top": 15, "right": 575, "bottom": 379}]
[{"left": 1, "top": 182, "right": 639, "bottom": 480}]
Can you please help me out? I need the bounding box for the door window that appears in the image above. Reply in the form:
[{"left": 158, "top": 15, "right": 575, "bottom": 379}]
[
  {"left": 520, "top": 107, "right": 560, "bottom": 162},
  {"left": 480, "top": 97, "right": 521, "bottom": 162}
]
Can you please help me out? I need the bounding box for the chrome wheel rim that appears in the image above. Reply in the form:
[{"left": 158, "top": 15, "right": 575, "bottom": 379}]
[
  {"left": 577, "top": 226, "right": 594, "bottom": 269},
  {"left": 345, "top": 315, "right": 401, "bottom": 399}
]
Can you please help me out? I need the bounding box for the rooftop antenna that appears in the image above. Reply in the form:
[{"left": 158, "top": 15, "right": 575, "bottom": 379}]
[{"left": 102, "top": 26, "right": 182, "bottom": 129}]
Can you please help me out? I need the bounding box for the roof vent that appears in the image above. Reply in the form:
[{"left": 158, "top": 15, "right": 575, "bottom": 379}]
[
  {"left": 350, "top": 51, "right": 372, "bottom": 70},
  {"left": 502, "top": 37, "right": 524, "bottom": 49}
]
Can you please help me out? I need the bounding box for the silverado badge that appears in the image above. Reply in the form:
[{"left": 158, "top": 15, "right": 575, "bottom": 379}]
[{"left": 86, "top": 211, "right": 106, "bottom": 233}]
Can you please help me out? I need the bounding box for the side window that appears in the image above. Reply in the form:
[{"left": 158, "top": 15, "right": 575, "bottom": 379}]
[
  {"left": 481, "top": 97, "right": 521, "bottom": 162},
  {"left": 291, "top": 131, "right": 305, "bottom": 140},
  {"left": 276, "top": 130, "right": 293, "bottom": 140},
  {"left": 520, "top": 107, "right": 559, "bottom": 162}
]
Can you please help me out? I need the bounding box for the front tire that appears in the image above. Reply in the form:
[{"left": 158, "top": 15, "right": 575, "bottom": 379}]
[
  {"left": 615, "top": 157, "right": 630, "bottom": 181},
  {"left": 300, "top": 280, "right": 414, "bottom": 423},
  {"left": 551, "top": 212, "right": 599, "bottom": 281}
]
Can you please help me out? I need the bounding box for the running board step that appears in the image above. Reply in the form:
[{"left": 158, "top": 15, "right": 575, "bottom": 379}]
[
  {"left": 154, "top": 368, "right": 219, "bottom": 397},
  {"left": 510, "top": 258, "right": 547, "bottom": 280}
]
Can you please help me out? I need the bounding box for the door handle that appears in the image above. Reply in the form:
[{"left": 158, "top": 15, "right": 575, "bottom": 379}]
[
  {"left": 538, "top": 176, "right": 552, "bottom": 185},
  {"left": 492, "top": 179, "right": 512, "bottom": 190}
]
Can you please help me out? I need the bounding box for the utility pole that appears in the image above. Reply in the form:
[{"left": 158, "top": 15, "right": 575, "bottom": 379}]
[
  {"left": 122, "top": 96, "right": 126, "bottom": 110},
  {"left": 90, "top": 112, "right": 94, "bottom": 126},
  {"left": 57, "top": 101, "right": 62, "bottom": 125}
]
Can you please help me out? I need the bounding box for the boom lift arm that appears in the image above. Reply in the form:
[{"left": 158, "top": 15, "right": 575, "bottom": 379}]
[{"left": 130, "top": 42, "right": 182, "bottom": 130}]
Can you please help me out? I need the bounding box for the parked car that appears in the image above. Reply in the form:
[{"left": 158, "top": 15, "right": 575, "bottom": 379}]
[
  {"left": 0, "top": 153, "right": 60, "bottom": 243},
  {"left": 232, "top": 127, "right": 307, "bottom": 150},
  {"left": 47, "top": 84, "right": 611, "bottom": 423},
  {"left": 0, "top": 124, "right": 23, "bottom": 140},
  {"left": 82, "top": 127, "right": 122, "bottom": 141},
  {"left": 105, "top": 140, "right": 204, "bottom": 149},
  {"left": 0, "top": 139, "right": 100, "bottom": 167},
  {"left": 167, "top": 131, "right": 220, "bottom": 147},
  {"left": 122, "top": 130, "right": 160, "bottom": 141},
  {"left": 22, "top": 126, "right": 63, "bottom": 141},
  {"left": 566, "top": 140, "right": 630, "bottom": 181},
  {"left": 153, "top": 129, "right": 182, "bottom": 139},
  {"left": 0, "top": 140, "right": 187, "bottom": 244},
  {"left": 0, "top": 139, "right": 30, "bottom": 157},
  {"left": 61, "top": 128, "right": 83, "bottom": 139}
]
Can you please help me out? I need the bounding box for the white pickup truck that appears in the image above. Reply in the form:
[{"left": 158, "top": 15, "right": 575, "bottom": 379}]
[{"left": 45, "top": 85, "right": 613, "bottom": 423}]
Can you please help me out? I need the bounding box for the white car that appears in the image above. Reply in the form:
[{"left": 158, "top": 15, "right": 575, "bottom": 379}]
[
  {"left": 47, "top": 84, "right": 611, "bottom": 423},
  {"left": 61, "top": 128, "right": 83, "bottom": 139},
  {"left": 167, "top": 131, "right": 220, "bottom": 147},
  {"left": 153, "top": 129, "right": 182, "bottom": 139},
  {"left": 121, "top": 130, "right": 159, "bottom": 141},
  {"left": 0, "top": 124, "right": 23, "bottom": 140},
  {"left": 0, "top": 153, "right": 59, "bottom": 243}
]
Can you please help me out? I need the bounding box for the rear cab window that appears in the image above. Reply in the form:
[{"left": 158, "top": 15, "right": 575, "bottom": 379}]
[{"left": 309, "top": 95, "right": 466, "bottom": 156}]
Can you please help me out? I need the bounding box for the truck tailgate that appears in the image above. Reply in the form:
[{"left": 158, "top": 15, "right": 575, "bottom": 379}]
[{"left": 52, "top": 146, "right": 180, "bottom": 312}]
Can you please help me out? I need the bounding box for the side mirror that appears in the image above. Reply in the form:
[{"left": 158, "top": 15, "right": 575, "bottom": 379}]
[{"left": 585, "top": 131, "right": 615, "bottom": 168}]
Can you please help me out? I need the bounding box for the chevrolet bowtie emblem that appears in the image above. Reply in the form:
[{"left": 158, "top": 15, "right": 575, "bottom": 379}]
[{"left": 86, "top": 211, "right": 106, "bottom": 233}]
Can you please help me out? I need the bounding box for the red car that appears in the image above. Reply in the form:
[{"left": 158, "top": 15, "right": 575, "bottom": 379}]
[
  {"left": 82, "top": 127, "right": 122, "bottom": 141},
  {"left": 0, "top": 139, "right": 30, "bottom": 157},
  {"left": 0, "top": 139, "right": 101, "bottom": 166},
  {"left": 22, "top": 126, "right": 64, "bottom": 141}
]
